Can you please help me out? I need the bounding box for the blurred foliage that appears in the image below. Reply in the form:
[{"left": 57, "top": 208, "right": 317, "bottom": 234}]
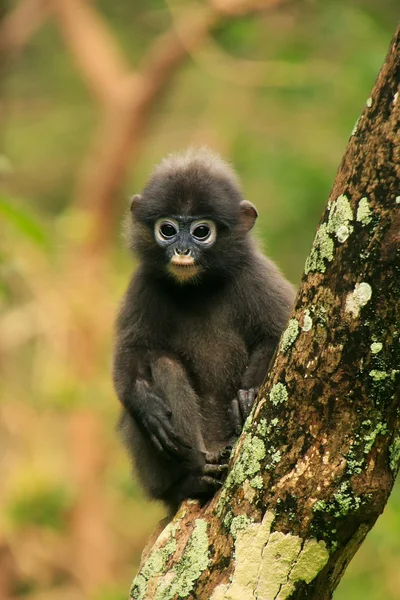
[{"left": 0, "top": 1, "right": 399, "bottom": 599}]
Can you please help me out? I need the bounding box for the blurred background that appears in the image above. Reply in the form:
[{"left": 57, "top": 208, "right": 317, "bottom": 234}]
[{"left": 0, "top": 1, "right": 399, "bottom": 599}]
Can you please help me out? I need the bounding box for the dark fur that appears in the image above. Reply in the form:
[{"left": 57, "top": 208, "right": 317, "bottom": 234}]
[{"left": 113, "top": 148, "right": 295, "bottom": 513}]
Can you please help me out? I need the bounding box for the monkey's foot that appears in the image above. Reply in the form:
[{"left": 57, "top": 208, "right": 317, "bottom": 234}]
[
  {"left": 230, "top": 387, "right": 259, "bottom": 435},
  {"left": 166, "top": 473, "right": 222, "bottom": 508}
]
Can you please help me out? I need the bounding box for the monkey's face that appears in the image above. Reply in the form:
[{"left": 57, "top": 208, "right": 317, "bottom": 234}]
[
  {"left": 153, "top": 216, "right": 217, "bottom": 283},
  {"left": 129, "top": 198, "right": 258, "bottom": 284},
  {"left": 128, "top": 151, "right": 258, "bottom": 284}
]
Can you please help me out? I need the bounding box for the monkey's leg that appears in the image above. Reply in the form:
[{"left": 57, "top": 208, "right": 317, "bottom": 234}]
[
  {"left": 151, "top": 356, "right": 228, "bottom": 508},
  {"left": 164, "top": 472, "right": 223, "bottom": 513},
  {"left": 150, "top": 355, "right": 206, "bottom": 465}
]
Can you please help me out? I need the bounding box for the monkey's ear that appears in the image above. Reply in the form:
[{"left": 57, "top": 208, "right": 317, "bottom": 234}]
[
  {"left": 239, "top": 200, "right": 258, "bottom": 232},
  {"left": 129, "top": 194, "right": 141, "bottom": 216}
]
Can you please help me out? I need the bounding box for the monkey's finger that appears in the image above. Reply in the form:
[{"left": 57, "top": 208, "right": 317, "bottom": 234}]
[
  {"left": 203, "top": 463, "right": 228, "bottom": 477},
  {"left": 150, "top": 434, "right": 164, "bottom": 454},
  {"left": 237, "top": 389, "right": 251, "bottom": 421},
  {"left": 148, "top": 392, "right": 173, "bottom": 418},
  {"left": 230, "top": 397, "right": 243, "bottom": 436},
  {"left": 156, "top": 425, "right": 192, "bottom": 460},
  {"left": 162, "top": 421, "right": 193, "bottom": 452},
  {"left": 199, "top": 475, "right": 222, "bottom": 490},
  {"left": 247, "top": 388, "right": 258, "bottom": 410},
  {"left": 148, "top": 422, "right": 185, "bottom": 460}
]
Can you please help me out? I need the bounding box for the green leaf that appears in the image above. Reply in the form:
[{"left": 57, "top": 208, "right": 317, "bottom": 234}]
[{"left": 0, "top": 196, "right": 50, "bottom": 250}]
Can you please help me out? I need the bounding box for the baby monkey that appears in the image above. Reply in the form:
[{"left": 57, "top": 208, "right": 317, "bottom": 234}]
[{"left": 113, "top": 148, "right": 295, "bottom": 513}]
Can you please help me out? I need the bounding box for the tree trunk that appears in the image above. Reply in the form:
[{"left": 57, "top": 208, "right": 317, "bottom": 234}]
[{"left": 130, "top": 25, "right": 400, "bottom": 600}]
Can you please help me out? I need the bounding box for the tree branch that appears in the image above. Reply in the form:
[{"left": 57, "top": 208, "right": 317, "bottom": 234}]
[
  {"left": 0, "top": 0, "right": 49, "bottom": 62},
  {"left": 50, "top": 0, "right": 132, "bottom": 106},
  {"left": 130, "top": 24, "right": 400, "bottom": 600}
]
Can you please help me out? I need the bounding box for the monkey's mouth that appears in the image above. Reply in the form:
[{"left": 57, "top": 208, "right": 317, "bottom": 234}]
[
  {"left": 170, "top": 254, "right": 196, "bottom": 267},
  {"left": 168, "top": 256, "right": 202, "bottom": 282}
]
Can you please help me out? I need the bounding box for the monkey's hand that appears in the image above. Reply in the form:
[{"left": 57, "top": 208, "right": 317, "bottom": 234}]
[
  {"left": 133, "top": 380, "right": 192, "bottom": 461},
  {"left": 230, "top": 388, "right": 259, "bottom": 436}
]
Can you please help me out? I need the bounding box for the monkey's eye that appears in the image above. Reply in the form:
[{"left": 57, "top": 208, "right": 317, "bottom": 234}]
[
  {"left": 160, "top": 223, "right": 177, "bottom": 238},
  {"left": 190, "top": 220, "right": 217, "bottom": 244},
  {"left": 192, "top": 225, "right": 210, "bottom": 239},
  {"left": 155, "top": 218, "right": 179, "bottom": 243}
]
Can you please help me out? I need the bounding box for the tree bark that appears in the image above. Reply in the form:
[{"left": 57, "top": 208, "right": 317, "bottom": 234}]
[{"left": 130, "top": 25, "right": 400, "bottom": 600}]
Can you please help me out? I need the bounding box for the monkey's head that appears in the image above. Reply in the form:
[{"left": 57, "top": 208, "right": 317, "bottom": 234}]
[{"left": 127, "top": 147, "right": 258, "bottom": 284}]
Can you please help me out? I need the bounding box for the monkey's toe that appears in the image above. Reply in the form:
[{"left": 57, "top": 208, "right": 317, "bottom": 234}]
[
  {"left": 197, "top": 475, "right": 222, "bottom": 491},
  {"left": 203, "top": 463, "right": 228, "bottom": 478}
]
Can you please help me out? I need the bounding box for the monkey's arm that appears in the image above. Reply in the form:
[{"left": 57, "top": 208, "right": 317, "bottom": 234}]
[
  {"left": 230, "top": 338, "right": 278, "bottom": 435},
  {"left": 113, "top": 343, "right": 192, "bottom": 460}
]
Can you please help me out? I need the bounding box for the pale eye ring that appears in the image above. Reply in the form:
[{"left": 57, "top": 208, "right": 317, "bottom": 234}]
[
  {"left": 155, "top": 218, "right": 179, "bottom": 242},
  {"left": 190, "top": 220, "right": 217, "bottom": 244}
]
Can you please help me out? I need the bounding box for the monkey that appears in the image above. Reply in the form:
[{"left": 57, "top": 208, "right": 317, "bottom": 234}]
[{"left": 113, "top": 147, "right": 295, "bottom": 514}]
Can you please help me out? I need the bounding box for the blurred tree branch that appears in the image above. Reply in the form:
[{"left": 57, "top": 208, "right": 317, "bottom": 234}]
[
  {"left": 166, "top": 0, "right": 336, "bottom": 88},
  {"left": 0, "top": 0, "right": 49, "bottom": 62},
  {"left": 51, "top": 0, "right": 133, "bottom": 107}
]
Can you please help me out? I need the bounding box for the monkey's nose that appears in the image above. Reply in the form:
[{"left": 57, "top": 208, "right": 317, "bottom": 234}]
[{"left": 174, "top": 248, "right": 191, "bottom": 256}]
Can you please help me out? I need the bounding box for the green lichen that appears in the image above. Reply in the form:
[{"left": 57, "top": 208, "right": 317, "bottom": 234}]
[
  {"left": 257, "top": 419, "right": 268, "bottom": 437},
  {"left": 155, "top": 519, "right": 210, "bottom": 599},
  {"left": 256, "top": 417, "right": 280, "bottom": 440},
  {"left": 302, "top": 309, "right": 313, "bottom": 332},
  {"left": 131, "top": 575, "right": 147, "bottom": 599},
  {"left": 363, "top": 422, "right": 387, "bottom": 454},
  {"left": 217, "top": 434, "right": 266, "bottom": 513},
  {"left": 327, "top": 194, "right": 354, "bottom": 242},
  {"left": 223, "top": 511, "right": 233, "bottom": 529},
  {"left": 346, "top": 456, "right": 363, "bottom": 475},
  {"left": 370, "top": 342, "right": 383, "bottom": 354},
  {"left": 213, "top": 511, "right": 274, "bottom": 599},
  {"left": 366, "top": 97, "right": 373, "bottom": 107},
  {"left": 250, "top": 475, "right": 264, "bottom": 489},
  {"left": 356, "top": 197, "right": 372, "bottom": 225},
  {"left": 389, "top": 437, "right": 400, "bottom": 474},
  {"left": 369, "top": 370, "right": 389, "bottom": 381},
  {"left": 313, "top": 500, "right": 327, "bottom": 512},
  {"left": 279, "top": 539, "right": 330, "bottom": 598},
  {"left": 333, "top": 483, "right": 361, "bottom": 517},
  {"left": 389, "top": 438, "right": 400, "bottom": 473},
  {"left": 346, "top": 430, "right": 365, "bottom": 475},
  {"left": 212, "top": 511, "right": 329, "bottom": 600},
  {"left": 257, "top": 531, "right": 303, "bottom": 599},
  {"left": 131, "top": 523, "right": 179, "bottom": 599},
  {"left": 265, "top": 449, "right": 282, "bottom": 471},
  {"left": 313, "top": 482, "right": 361, "bottom": 518},
  {"left": 280, "top": 319, "right": 300, "bottom": 353},
  {"left": 395, "top": 196, "right": 400, "bottom": 204},
  {"left": 230, "top": 514, "right": 254, "bottom": 540},
  {"left": 351, "top": 116, "right": 361, "bottom": 135},
  {"left": 330, "top": 540, "right": 339, "bottom": 552},
  {"left": 305, "top": 223, "right": 334, "bottom": 274},
  {"left": 270, "top": 382, "right": 289, "bottom": 406},
  {"left": 345, "top": 420, "right": 388, "bottom": 475},
  {"left": 256, "top": 533, "right": 329, "bottom": 600}
]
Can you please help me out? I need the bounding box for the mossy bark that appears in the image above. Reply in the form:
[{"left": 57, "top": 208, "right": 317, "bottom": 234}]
[{"left": 130, "top": 26, "right": 400, "bottom": 600}]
